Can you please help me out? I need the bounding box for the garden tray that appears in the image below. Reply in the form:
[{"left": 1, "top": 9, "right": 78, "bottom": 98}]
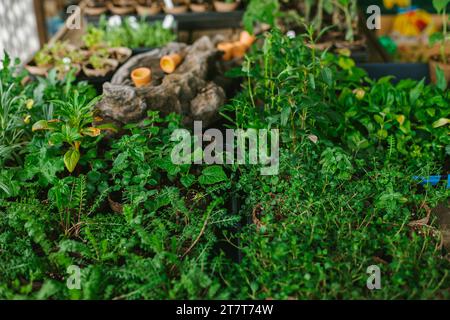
[
  {"left": 86, "top": 10, "right": 245, "bottom": 31},
  {"left": 357, "top": 63, "right": 430, "bottom": 83}
]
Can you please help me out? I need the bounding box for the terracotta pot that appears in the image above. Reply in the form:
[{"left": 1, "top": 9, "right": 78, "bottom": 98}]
[
  {"left": 217, "top": 42, "right": 234, "bottom": 61},
  {"left": 107, "top": 2, "right": 136, "bottom": 15},
  {"left": 84, "top": 4, "right": 108, "bottom": 15},
  {"left": 108, "top": 47, "right": 132, "bottom": 63},
  {"left": 232, "top": 41, "right": 246, "bottom": 59},
  {"left": 136, "top": 3, "right": 161, "bottom": 15},
  {"left": 131, "top": 67, "right": 152, "bottom": 87},
  {"left": 240, "top": 31, "right": 256, "bottom": 48},
  {"left": 160, "top": 53, "right": 183, "bottom": 73},
  {"left": 190, "top": 3, "right": 208, "bottom": 12},
  {"left": 25, "top": 63, "right": 51, "bottom": 77},
  {"left": 213, "top": 0, "right": 239, "bottom": 12},
  {"left": 429, "top": 59, "right": 450, "bottom": 85},
  {"left": 82, "top": 58, "right": 119, "bottom": 77},
  {"left": 113, "top": 0, "right": 136, "bottom": 6},
  {"left": 427, "top": 45, "right": 450, "bottom": 84},
  {"left": 164, "top": 4, "right": 188, "bottom": 14}
]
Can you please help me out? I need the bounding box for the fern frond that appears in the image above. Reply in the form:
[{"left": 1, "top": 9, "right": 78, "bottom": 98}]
[{"left": 387, "top": 135, "right": 396, "bottom": 160}]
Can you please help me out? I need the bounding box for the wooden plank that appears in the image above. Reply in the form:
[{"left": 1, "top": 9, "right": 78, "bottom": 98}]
[{"left": 34, "top": 0, "right": 48, "bottom": 46}]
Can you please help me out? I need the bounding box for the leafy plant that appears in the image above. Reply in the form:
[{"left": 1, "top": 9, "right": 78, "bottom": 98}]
[
  {"left": 336, "top": 77, "right": 450, "bottom": 166},
  {"left": 224, "top": 29, "right": 449, "bottom": 167},
  {"left": 320, "top": 147, "right": 354, "bottom": 180},
  {"left": 82, "top": 26, "right": 106, "bottom": 50},
  {"left": 86, "top": 49, "right": 110, "bottom": 70},
  {"left": 0, "top": 77, "right": 26, "bottom": 167},
  {"left": 430, "top": 0, "right": 450, "bottom": 64},
  {"left": 335, "top": 0, "right": 359, "bottom": 42},
  {"left": 243, "top": 0, "right": 280, "bottom": 33},
  {"left": 1, "top": 27, "right": 449, "bottom": 301},
  {"left": 31, "top": 92, "right": 115, "bottom": 173},
  {"left": 96, "top": 15, "right": 176, "bottom": 49},
  {"left": 33, "top": 41, "right": 84, "bottom": 79},
  {"left": 0, "top": 53, "right": 29, "bottom": 169},
  {"left": 226, "top": 147, "right": 450, "bottom": 299}
]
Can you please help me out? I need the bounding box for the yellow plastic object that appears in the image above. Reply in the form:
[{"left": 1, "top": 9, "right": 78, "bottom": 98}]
[
  {"left": 392, "top": 10, "right": 434, "bottom": 37},
  {"left": 383, "top": 0, "right": 411, "bottom": 10}
]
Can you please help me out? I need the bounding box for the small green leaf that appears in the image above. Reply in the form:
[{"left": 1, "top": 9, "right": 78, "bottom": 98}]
[
  {"left": 429, "top": 32, "right": 444, "bottom": 46},
  {"left": 158, "top": 157, "right": 181, "bottom": 176},
  {"left": 321, "top": 67, "right": 333, "bottom": 86},
  {"left": 338, "top": 56, "right": 355, "bottom": 70},
  {"left": 377, "top": 129, "right": 388, "bottom": 140},
  {"left": 199, "top": 166, "right": 228, "bottom": 185},
  {"left": 308, "top": 73, "right": 316, "bottom": 90},
  {"left": 95, "top": 123, "right": 118, "bottom": 133},
  {"left": 64, "top": 148, "right": 80, "bottom": 173},
  {"left": 181, "top": 174, "right": 196, "bottom": 188},
  {"left": 432, "top": 0, "right": 450, "bottom": 13},
  {"left": 436, "top": 65, "right": 447, "bottom": 91},
  {"left": 32, "top": 120, "right": 49, "bottom": 132},
  {"left": 49, "top": 133, "right": 65, "bottom": 145},
  {"left": 280, "top": 106, "right": 291, "bottom": 126},
  {"left": 374, "top": 114, "right": 384, "bottom": 125},
  {"left": 113, "top": 152, "right": 128, "bottom": 168},
  {"left": 409, "top": 79, "right": 424, "bottom": 105},
  {"left": 432, "top": 118, "right": 450, "bottom": 128}
]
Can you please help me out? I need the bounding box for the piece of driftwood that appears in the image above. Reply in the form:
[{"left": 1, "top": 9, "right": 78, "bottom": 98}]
[
  {"left": 96, "top": 36, "right": 231, "bottom": 127},
  {"left": 434, "top": 201, "right": 450, "bottom": 251}
]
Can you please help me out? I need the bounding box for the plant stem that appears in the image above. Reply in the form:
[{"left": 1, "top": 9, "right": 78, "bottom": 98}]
[
  {"left": 315, "top": 0, "right": 323, "bottom": 34},
  {"left": 442, "top": 8, "right": 448, "bottom": 64}
]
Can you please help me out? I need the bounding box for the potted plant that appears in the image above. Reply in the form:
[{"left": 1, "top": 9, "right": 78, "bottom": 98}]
[
  {"left": 54, "top": 58, "right": 82, "bottom": 80},
  {"left": 82, "top": 25, "right": 106, "bottom": 51},
  {"left": 107, "top": 0, "right": 136, "bottom": 15},
  {"left": 190, "top": 0, "right": 210, "bottom": 12},
  {"left": 281, "top": 0, "right": 366, "bottom": 61},
  {"left": 429, "top": 0, "right": 450, "bottom": 86},
  {"left": 82, "top": 49, "right": 119, "bottom": 77},
  {"left": 163, "top": 0, "right": 188, "bottom": 14},
  {"left": 53, "top": 49, "right": 86, "bottom": 80},
  {"left": 135, "top": 0, "right": 162, "bottom": 16},
  {"left": 95, "top": 15, "right": 176, "bottom": 54},
  {"left": 26, "top": 45, "right": 53, "bottom": 76},
  {"left": 108, "top": 47, "right": 133, "bottom": 64},
  {"left": 213, "top": 0, "right": 240, "bottom": 12},
  {"left": 26, "top": 41, "right": 81, "bottom": 77},
  {"left": 84, "top": 0, "right": 108, "bottom": 15}
]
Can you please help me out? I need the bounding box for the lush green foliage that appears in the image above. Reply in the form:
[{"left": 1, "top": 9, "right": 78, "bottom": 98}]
[
  {"left": 0, "top": 54, "right": 29, "bottom": 169},
  {"left": 223, "top": 29, "right": 449, "bottom": 168},
  {"left": 219, "top": 29, "right": 450, "bottom": 299},
  {"left": 244, "top": 0, "right": 359, "bottom": 42},
  {"left": 0, "top": 28, "right": 449, "bottom": 300},
  {"left": 225, "top": 145, "right": 449, "bottom": 299},
  {"left": 1, "top": 105, "right": 237, "bottom": 299},
  {"left": 89, "top": 15, "right": 177, "bottom": 49}
]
